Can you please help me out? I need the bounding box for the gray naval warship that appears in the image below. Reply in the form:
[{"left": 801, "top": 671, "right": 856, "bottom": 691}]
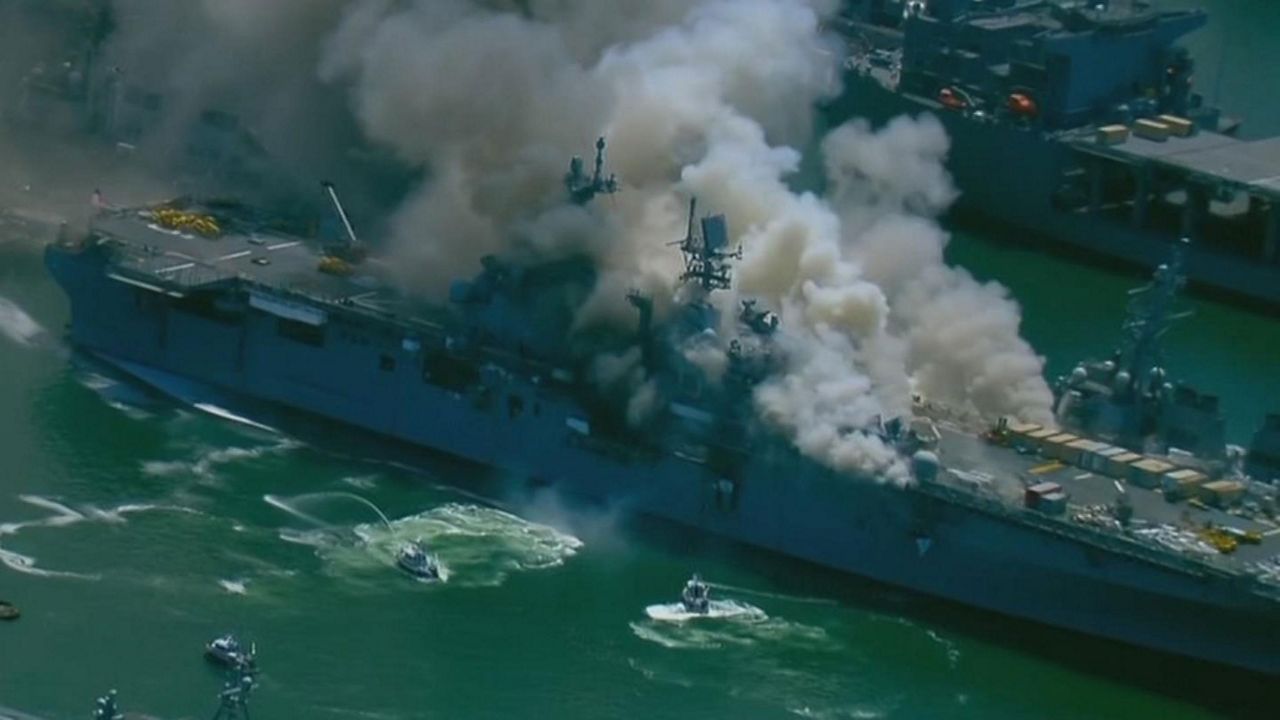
[
  {"left": 44, "top": 140, "right": 1280, "bottom": 674},
  {"left": 825, "top": 0, "right": 1280, "bottom": 308}
]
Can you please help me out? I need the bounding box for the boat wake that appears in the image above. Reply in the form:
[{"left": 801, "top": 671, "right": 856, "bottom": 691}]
[
  {"left": 643, "top": 600, "right": 767, "bottom": 623},
  {"left": 629, "top": 595, "right": 871, "bottom": 719},
  {"left": 0, "top": 495, "right": 201, "bottom": 579},
  {"left": 631, "top": 599, "right": 833, "bottom": 651},
  {"left": 73, "top": 367, "right": 161, "bottom": 421},
  {"left": 0, "top": 295, "right": 44, "bottom": 348},
  {"left": 142, "top": 439, "right": 300, "bottom": 480},
  {"left": 218, "top": 578, "right": 250, "bottom": 595},
  {"left": 0, "top": 546, "right": 98, "bottom": 580},
  {"left": 274, "top": 501, "right": 582, "bottom": 588}
]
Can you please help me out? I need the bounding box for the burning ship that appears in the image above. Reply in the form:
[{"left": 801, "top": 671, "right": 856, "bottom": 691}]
[{"left": 44, "top": 140, "right": 1280, "bottom": 674}]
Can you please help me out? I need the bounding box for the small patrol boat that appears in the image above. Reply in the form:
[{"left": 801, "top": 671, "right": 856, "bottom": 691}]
[
  {"left": 205, "top": 634, "right": 254, "bottom": 669},
  {"left": 396, "top": 540, "right": 441, "bottom": 581},
  {"left": 680, "top": 574, "right": 710, "bottom": 614}
]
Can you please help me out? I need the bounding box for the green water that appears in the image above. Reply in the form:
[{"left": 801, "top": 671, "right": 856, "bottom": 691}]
[{"left": 4, "top": 2, "right": 1280, "bottom": 718}]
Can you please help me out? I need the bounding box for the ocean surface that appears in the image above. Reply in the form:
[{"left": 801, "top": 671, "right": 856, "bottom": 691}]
[{"left": 2, "top": 2, "right": 1280, "bottom": 719}]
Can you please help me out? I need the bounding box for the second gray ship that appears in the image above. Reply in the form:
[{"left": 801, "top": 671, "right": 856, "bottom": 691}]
[{"left": 825, "top": 0, "right": 1280, "bottom": 309}]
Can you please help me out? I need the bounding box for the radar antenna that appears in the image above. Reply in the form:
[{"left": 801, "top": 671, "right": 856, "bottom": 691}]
[
  {"left": 673, "top": 197, "right": 741, "bottom": 293},
  {"left": 1117, "top": 237, "right": 1192, "bottom": 393},
  {"left": 565, "top": 136, "right": 619, "bottom": 205}
]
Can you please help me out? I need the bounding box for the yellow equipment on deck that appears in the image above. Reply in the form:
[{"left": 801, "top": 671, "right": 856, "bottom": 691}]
[
  {"left": 318, "top": 256, "right": 353, "bottom": 277},
  {"left": 151, "top": 207, "right": 221, "bottom": 237},
  {"left": 1198, "top": 527, "right": 1239, "bottom": 554}
]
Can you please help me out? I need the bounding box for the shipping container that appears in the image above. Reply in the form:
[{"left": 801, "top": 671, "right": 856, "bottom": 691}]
[
  {"left": 1162, "top": 469, "right": 1208, "bottom": 500},
  {"left": 1156, "top": 114, "right": 1194, "bottom": 137},
  {"left": 1043, "top": 433, "right": 1079, "bottom": 460},
  {"left": 1108, "top": 451, "right": 1143, "bottom": 478},
  {"left": 1066, "top": 439, "right": 1108, "bottom": 470},
  {"left": 1025, "top": 481, "right": 1062, "bottom": 509},
  {"left": 1131, "top": 458, "right": 1175, "bottom": 488},
  {"left": 1096, "top": 124, "right": 1130, "bottom": 145},
  {"left": 1090, "top": 445, "right": 1124, "bottom": 474},
  {"left": 1134, "top": 118, "right": 1170, "bottom": 141},
  {"left": 1025, "top": 427, "right": 1059, "bottom": 452},
  {"left": 1200, "top": 479, "right": 1245, "bottom": 508}
]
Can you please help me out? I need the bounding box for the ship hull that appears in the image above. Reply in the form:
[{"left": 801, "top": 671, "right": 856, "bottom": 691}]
[
  {"left": 822, "top": 74, "right": 1280, "bottom": 309},
  {"left": 46, "top": 243, "right": 1280, "bottom": 674}
]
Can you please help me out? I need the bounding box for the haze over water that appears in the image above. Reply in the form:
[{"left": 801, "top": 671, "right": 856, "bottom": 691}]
[{"left": 2, "top": 1, "right": 1280, "bottom": 718}]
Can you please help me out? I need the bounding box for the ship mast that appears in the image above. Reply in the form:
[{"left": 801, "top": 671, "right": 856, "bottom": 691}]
[
  {"left": 1116, "top": 237, "right": 1191, "bottom": 396},
  {"left": 565, "top": 137, "right": 618, "bottom": 205},
  {"left": 675, "top": 197, "right": 740, "bottom": 294}
]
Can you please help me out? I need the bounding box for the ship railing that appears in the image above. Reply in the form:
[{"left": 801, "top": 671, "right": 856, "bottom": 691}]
[{"left": 917, "top": 475, "right": 1278, "bottom": 597}]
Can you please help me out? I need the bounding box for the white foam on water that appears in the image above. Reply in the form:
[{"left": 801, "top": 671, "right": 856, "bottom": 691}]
[
  {"left": 192, "top": 402, "right": 279, "bottom": 433},
  {"left": 872, "top": 614, "right": 963, "bottom": 669},
  {"left": 0, "top": 496, "right": 203, "bottom": 579},
  {"left": 0, "top": 296, "right": 43, "bottom": 348},
  {"left": 788, "top": 705, "right": 889, "bottom": 720},
  {"left": 278, "top": 527, "right": 333, "bottom": 548},
  {"left": 3, "top": 497, "right": 202, "bottom": 535},
  {"left": 73, "top": 368, "right": 159, "bottom": 420},
  {"left": 81, "top": 502, "right": 202, "bottom": 524},
  {"left": 631, "top": 598, "right": 837, "bottom": 655},
  {"left": 218, "top": 578, "right": 249, "bottom": 595},
  {"left": 341, "top": 474, "right": 379, "bottom": 490},
  {"left": 644, "top": 600, "right": 768, "bottom": 623},
  {"left": 0, "top": 546, "right": 99, "bottom": 580},
  {"left": 142, "top": 439, "right": 300, "bottom": 479},
  {"left": 285, "top": 502, "right": 582, "bottom": 588},
  {"left": 924, "top": 628, "right": 962, "bottom": 669},
  {"left": 16, "top": 495, "right": 84, "bottom": 526}
]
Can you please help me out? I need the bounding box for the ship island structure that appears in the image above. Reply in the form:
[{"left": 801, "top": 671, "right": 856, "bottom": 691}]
[
  {"left": 826, "top": 0, "right": 1280, "bottom": 308},
  {"left": 44, "top": 136, "right": 1280, "bottom": 676}
]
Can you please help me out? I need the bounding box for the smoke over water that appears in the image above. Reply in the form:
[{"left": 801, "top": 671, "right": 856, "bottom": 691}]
[{"left": 100, "top": 0, "right": 1052, "bottom": 483}]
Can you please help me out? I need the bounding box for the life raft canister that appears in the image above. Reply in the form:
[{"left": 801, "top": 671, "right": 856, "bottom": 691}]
[
  {"left": 938, "top": 86, "right": 967, "bottom": 110},
  {"left": 1007, "top": 92, "right": 1038, "bottom": 117}
]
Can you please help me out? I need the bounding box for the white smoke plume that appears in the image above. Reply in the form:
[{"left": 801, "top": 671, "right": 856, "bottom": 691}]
[
  {"left": 93, "top": 0, "right": 1054, "bottom": 483},
  {"left": 824, "top": 117, "right": 1056, "bottom": 426}
]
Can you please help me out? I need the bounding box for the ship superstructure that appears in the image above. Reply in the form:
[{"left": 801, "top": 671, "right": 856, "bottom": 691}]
[
  {"left": 825, "top": 0, "right": 1280, "bottom": 308},
  {"left": 44, "top": 143, "right": 1280, "bottom": 674},
  {"left": 1052, "top": 238, "right": 1226, "bottom": 460}
]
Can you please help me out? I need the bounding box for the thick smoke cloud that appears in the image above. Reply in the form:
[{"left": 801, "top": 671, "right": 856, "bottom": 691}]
[{"left": 94, "top": 0, "right": 1053, "bottom": 483}]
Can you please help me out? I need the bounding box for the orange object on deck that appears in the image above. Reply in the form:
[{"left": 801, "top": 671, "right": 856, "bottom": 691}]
[
  {"left": 938, "top": 87, "right": 968, "bottom": 110},
  {"left": 1007, "top": 92, "right": 1038, "bottom": 117}
]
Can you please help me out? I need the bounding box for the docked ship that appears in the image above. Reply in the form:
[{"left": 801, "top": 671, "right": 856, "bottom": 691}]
[
  {"left": 824, "top": 0, "right": 1280, "bottom": 309},
  {"left": 45, "top": 142, "right": 1280, "bottom": 675}
]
